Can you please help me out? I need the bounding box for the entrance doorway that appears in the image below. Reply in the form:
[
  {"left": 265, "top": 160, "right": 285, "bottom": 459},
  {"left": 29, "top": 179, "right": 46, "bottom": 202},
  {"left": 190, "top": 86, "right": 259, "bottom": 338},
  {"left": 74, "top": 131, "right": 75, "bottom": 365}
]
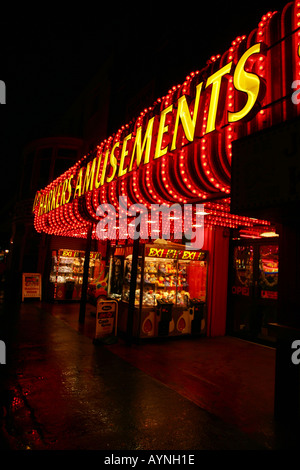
[{"left": 227, "top": 238, "right": 279, "bottom": 345}]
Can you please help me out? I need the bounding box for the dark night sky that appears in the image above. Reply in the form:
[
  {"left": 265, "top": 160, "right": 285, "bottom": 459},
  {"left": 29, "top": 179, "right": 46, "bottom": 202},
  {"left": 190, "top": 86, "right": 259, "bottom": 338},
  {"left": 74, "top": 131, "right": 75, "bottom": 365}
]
[{"left": 0, "top": 0, "right": 290, "bottom": 240}]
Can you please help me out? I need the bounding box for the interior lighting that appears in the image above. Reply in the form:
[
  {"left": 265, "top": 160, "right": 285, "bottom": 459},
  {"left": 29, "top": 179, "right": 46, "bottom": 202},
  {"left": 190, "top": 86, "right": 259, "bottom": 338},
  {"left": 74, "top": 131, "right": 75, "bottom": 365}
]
[{"left": 260, "top": 231, "right": 279, "bottom": 237}]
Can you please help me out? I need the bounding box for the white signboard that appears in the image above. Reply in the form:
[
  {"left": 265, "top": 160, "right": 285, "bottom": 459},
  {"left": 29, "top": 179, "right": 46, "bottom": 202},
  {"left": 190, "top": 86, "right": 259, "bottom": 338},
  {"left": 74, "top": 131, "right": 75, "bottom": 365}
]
[
  {"left": 95, "top": 299, "right": 118, "bottom": 339},
  {"left": 22, "top": 273, "right": 42, "bottom": 301}
]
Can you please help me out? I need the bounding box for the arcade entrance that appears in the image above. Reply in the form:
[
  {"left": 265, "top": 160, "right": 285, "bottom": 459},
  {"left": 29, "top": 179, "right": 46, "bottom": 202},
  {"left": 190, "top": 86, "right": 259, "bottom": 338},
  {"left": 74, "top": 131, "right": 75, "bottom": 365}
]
[{"left": 227, "top": 238, "right": 279, "bottom": 345}]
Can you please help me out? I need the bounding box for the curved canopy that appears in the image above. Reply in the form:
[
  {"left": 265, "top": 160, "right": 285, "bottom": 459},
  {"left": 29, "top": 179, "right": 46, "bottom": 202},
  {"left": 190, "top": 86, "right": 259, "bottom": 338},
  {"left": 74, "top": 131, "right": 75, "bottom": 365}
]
[{"left": 33, "top": 2, "right": 299, "bottom": 240}]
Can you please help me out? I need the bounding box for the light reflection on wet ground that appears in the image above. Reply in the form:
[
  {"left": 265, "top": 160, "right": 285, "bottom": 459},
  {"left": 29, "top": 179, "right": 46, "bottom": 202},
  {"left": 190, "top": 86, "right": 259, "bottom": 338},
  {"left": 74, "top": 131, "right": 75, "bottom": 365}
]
[
  {"left": 0, "top": 301, "right": 264, "bottom": 451},
  {"left": 1, "top": 299, "right": 299, "bottom": 450}
]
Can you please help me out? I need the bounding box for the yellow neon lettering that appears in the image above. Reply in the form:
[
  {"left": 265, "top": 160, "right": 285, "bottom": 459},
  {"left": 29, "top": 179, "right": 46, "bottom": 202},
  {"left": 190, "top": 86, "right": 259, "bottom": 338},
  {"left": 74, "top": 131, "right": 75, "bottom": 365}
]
[
  {"left": 106, "top": 142, "right": 120, "bottom": 183},
  {"left": 118, "top": 134, "right": 132, "bottom": 177},
  {"left": 55, "top": 183, "right": 63, "bottom": 208},
  {"left": 51, "top": 186, "right": 57, "bottom": 211},
  {"left": 39, "top": 194, "right": 46, "bottom": 215},
  {"left": 60, "top": 179, "right": 68, "bottom": 206},
  {"left": 32, "top": 192, "right": 40, "bottom": 212},
  {"left": 129, "top": 117, "right": 155, "bottom": 171},
  {"left": 149, "top": 248, "right": 164, "bottom": 257},
  {"left": 74, "top": 167, "right": 84, "bottom": 198},
  {"left": 44, "top": 194, "right": 49, "bottom": 214},
  {"left": 166, "top": 249, "right": 177, "bottom": 258},
  {"left": 205, "top": 61, "right": 232, "bottom": 133},
  {"left": 94, "top": 154, "right": 103, "bottom": 189},
  {"left": 47, "top": 190, "right": 53, "bottom": 212},
  {"left": 154, "top": 105, "right": 173, "bottom": 159},
  {"left": 100, "top": 149, "right": 110, "bottom": 186},
  {"left": 171, "top": 82, "right": 203, "bottom": 150},
  {"left": 65, "top": 176, "right": 73, "bottom": 204},
  {"left": 83, "top": 157, "right": 97, "bottom": 194},
  {"left": 228, "top": 43, "right": 262, "bottom": 123},
  {"left": 148, "top": 247, "right": 157, "bottom": 257},
  {"left": 43, "top": 196, "right": 48, "bottom": 215},
  {"left": 182, "top": 251, "right": 196, "bottom": 259},
  {"left": 38, "top": 195, "right": 43, "bottom": 215},
  {"left": 38, "top": 195, "right": 43, "bottom": 216}
]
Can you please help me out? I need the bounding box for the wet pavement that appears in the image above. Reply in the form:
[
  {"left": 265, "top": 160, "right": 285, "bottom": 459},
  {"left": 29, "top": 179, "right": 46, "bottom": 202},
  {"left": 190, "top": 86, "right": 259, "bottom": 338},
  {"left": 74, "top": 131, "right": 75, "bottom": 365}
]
[{"left": 0, "top": 296, "right": 299, "bottom": 453}]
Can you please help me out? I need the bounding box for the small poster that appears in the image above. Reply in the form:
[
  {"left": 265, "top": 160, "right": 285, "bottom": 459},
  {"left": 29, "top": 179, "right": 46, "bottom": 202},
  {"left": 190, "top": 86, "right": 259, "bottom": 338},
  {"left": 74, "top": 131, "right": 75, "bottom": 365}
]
[
  {"left": 22, "top": 273, "right": 42, "bottom": 301},
  {"left": 95, "top": 299, "right": 118, "bottom": 340}
]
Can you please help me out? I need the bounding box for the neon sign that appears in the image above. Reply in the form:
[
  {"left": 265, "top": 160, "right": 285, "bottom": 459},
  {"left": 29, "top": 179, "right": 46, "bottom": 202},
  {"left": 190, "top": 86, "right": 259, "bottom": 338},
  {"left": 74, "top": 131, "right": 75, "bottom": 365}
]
[
  {"left": 145, "top": 246, "right": 207, "bottom": 261},
  {"left": 34, "top": 44, "right": 264, "bottom": 217},
  {"left": 32, "top": 2, "right": 300, "bottom": 239}
]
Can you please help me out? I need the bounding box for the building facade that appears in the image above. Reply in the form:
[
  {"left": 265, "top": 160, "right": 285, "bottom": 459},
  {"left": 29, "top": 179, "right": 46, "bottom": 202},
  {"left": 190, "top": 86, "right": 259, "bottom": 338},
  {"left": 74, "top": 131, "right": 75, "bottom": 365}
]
[{"left": 13, "top": 1, "right": 300, "bottom": 350}]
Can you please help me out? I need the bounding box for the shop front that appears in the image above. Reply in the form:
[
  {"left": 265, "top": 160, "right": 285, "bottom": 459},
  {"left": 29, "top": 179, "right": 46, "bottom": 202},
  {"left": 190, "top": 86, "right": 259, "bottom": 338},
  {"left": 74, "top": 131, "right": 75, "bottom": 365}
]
[
  {"left": 117, "top": 241, "right": 208, "bottom": 339},
  {"left": 49, "top": 248, "right": 106, "bottom": 301},
  {"left": 227, "top": 231, "right": 279, "bottom": 344},
  {"left": 99, "top": 221, "right": 232, "bottom": 341},
  {"left": 31, "top": 1, "right": 300, "bottom": 343}
]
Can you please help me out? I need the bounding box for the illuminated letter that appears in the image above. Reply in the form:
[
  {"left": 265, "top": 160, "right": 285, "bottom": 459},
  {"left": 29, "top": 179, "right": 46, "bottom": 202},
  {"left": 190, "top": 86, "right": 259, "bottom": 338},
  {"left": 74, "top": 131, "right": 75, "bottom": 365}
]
[
  {"left": 50, "top": 186, "right": 58, "bottom": 211},
  {"left": 106, "top": 148, "right": 117, "bottom": 184},
  {"left": 118, "top": 134, "right": 132, "bottom": 177},
  {"left": 55, "top": 183, "right": 63, "bottom": 208},
  {"left": 44, "top": 194, "right": 49, "bottom": 214},
  {"left": 44, "top": 194, "right": 50, "bottom": 213},
  {"left": 47, "top": 190, "right": 53, "bottom": 213},
  {"left": 100, "top": 149, "right": 110, "bottom": 186},
  {"left": 57, "top": 185, "right": 63, "bottom": 208},
  {"left": 106, "top": 142, "right": 120, "bottom": 183},
  {"left": 129, "top": 117, "right": 155, "bottom": 171},
  {"left": 94, "top": 153, "right": 103, "bottom": 189},
  {"left": 171, "top": 82, "right": 203, "bottom": 150},
  {"left": 148, "top": 247, "right": 158, "bottom": 257},
  {"left": 32, "top": 191, "right": 41, "bottom": 212},
  {"left": 74, "top": 167, "right": 84, "bottom": 198},
  {"left": 228, "top": 43, "right": 262, "bottom": 123},
  {"left": 65, "top": 175, "right": 74, "bottom": 204},
  {"left": 83, "top": 157, "right": 97, "bottom": 194},
  {"left": 38, "top": 194, "right": 45, "bottom": 216},
  {"left": 60, "top": 178, "right": 69, "bottom": 206},
  {"left": 205, "top": 61, "right": 232, "bottom": 133},
  {"left": 154, "top": 105, "right": 173, "bottom": 159}
]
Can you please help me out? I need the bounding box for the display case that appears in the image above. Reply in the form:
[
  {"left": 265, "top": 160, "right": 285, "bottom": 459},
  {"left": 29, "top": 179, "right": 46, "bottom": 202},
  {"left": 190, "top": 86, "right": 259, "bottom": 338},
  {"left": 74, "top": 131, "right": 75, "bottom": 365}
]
[
  {"left": 259, "top": 244, "right": 278, "bottom": 300},
  {"left": 49, "top": 249, "right": 103, "bottom": 300},
  {"left": 119, "top": 242, "right": 208, "bottom": 339},
  {"left": 232, "top": 245, "right": 254, "bottom": 295}
]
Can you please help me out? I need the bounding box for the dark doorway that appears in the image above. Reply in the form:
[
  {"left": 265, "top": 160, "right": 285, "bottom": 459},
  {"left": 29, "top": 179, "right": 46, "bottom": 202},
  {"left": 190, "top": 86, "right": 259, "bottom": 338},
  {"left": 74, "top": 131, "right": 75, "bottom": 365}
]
[{"left": 227, "top": 237, "right": 279, "bottom": 345}]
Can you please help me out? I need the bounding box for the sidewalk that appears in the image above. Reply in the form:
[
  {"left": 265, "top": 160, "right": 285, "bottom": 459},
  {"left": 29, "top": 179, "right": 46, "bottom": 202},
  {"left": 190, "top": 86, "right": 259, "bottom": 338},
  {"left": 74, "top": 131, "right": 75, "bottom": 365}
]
[{"left": 0, "top": 299, "right": 298, "bottom": 451}]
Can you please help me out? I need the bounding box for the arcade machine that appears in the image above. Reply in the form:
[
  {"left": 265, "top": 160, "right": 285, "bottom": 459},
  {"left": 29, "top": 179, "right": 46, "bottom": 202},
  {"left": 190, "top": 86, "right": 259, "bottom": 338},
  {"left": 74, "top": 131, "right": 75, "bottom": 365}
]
[{"left": 119, "top": 241, "right": 208, "bottom": 340}]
